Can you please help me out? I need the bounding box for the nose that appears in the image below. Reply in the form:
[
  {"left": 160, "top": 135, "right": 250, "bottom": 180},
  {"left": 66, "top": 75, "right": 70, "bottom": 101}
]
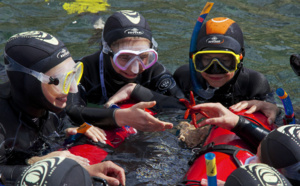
[
  {"left": 130, "top": 60, "right": 140, "bottom": 74},
  {"left": 68, "top": 79, "right": 79, "bottom": 93}
]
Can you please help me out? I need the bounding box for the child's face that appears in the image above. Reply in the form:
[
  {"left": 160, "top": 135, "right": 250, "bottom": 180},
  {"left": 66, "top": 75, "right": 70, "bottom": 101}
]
[
  {"left": 110, "top": 37, "right": 151, "bottom": 79},
  {"left": 42, "top": 57, "right": 78, "bottom": 108},
  {"left": 200, "top": 53, "right": 236, "bottom": 88}
]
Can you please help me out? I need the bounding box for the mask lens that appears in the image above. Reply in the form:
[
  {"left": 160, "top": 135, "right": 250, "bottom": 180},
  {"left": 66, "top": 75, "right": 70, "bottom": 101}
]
[
  {"left": 193, "top": 51, "right": 239, "bottom": 73},
  {"left": 59, "top": 62, "right": 84, "bottom": 94},
  {"left": 113, "top": 49, "right": 158, "bottom": 70}
]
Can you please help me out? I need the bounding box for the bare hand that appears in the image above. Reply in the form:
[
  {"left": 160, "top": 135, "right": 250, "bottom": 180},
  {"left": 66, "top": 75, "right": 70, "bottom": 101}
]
[
  {"left": 27, "top": 150, "right": 90, "bottom": 166},
  {"left": 192, "top": 103, "right": 239, "bottom": 130},
  {"left": 84, "top": 161, "right": 126, "bottom": 186},
  {"left": 115, "top": 101, "right": 173, "bottom": 132},
  {"left": 104, "top": 83, "right": 137, "bottom": 108},
  {"left": 65, "top": 126, "right": 107, "bottom": 144},
  {"left": 230, "top": 100, "right": 279, "bottom": 124}
]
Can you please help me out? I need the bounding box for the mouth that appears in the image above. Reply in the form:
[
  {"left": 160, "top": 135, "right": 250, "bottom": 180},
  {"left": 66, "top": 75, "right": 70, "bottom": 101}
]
[
  {"left": 121, "top": 71, "right": 138, "bottom": 79},
  {"left": 207, "top": 75, "right": 224, "bottom": 80},
  {"left": 56, "top": 96, "right": 68, "bottom": 103}
]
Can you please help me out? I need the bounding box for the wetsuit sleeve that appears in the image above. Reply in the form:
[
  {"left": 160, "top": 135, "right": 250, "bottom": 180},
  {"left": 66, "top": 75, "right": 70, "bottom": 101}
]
[
  {"left": 66, "top": 85, "right": 119, "bottom": 129},
  {"left": 231, "top": 116, "right": 270, "bottom": 150},
  {"left": 130, "top": 84, "right": 186, "bottom": 112}
]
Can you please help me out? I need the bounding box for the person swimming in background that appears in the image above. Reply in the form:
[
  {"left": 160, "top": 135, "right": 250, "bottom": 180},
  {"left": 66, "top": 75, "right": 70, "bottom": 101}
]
[
  {"left": 173, "top": 17, "right": 279, "bottom": 125},
  {"left": 0, "top": 31, "right": 125, "bottom": 185},
  {"left": 66, "top": 10, "right": 186, "bottom": 132}
]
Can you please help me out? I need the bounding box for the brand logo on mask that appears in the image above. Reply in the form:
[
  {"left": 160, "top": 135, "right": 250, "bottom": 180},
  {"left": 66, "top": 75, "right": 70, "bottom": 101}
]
[
  {"left": 206, "top": 36, "right": 224, "bottom": 44},
  {"left": 124, "top": 28, "right": 144, "bottom": 35},
  {"left": 9, "top": 31, "right": 59, "bottom": 45},
  {"left": 57, "top": 48, "right": 70, "bottom": 59},
  {"left": 120, "top": 10, "right": 141, "bottom": 24}
]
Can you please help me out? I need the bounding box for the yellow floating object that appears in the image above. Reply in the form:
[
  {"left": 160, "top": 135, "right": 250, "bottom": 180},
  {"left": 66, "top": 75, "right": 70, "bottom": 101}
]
[{"left": 51, "top": 0, "right": 110, "bottom": 14}]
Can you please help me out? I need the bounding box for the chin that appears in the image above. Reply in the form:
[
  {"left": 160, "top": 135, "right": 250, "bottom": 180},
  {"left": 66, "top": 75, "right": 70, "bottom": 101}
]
[{"left": 53, "top": 101, "right": 67, "bottom": 109}]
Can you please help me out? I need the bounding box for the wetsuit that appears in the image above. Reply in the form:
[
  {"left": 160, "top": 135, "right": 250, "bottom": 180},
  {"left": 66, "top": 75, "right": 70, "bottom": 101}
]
[
  {"left": 66, "top": 50, "right": 186, "bottom": 128},
  {"left": 174, "top": 64, "right": 274, "bottom": 107},
  {"left": 0, "top": 82, "right": 73, "bottom": 185}
]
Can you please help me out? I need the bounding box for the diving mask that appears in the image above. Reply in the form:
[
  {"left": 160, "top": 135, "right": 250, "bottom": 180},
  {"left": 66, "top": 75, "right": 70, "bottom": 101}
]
[
  {"left": 4, "top": 52, "right": 83, "bottom": 94},
  {"left": 112, "top": 49, "right": 158, "bottom": 73},
  {"left": 192, "top": 50, "right": 242, "bottom": 73}
]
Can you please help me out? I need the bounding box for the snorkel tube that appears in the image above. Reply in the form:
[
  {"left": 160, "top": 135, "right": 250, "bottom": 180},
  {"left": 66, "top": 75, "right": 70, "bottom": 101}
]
[
  {"left": 276, "top": 88, "right": 296, "bottom": 124},
  {"left": 205, "top": 152, "right": 217, "bottom": 186},
  {"left": 189, "top": 2, "right": 214, "bottom": 99}
]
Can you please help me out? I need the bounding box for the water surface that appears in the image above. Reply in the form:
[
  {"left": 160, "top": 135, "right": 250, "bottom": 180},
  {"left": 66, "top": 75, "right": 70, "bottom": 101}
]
[{"left": 1, "top": 0, "right": 300, "bottom": 185}]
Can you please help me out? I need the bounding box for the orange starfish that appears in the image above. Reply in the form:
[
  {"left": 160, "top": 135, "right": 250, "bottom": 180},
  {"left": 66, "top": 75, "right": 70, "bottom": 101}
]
[{"left": 179, "top": 91, "right": 209, "bottom": 128}]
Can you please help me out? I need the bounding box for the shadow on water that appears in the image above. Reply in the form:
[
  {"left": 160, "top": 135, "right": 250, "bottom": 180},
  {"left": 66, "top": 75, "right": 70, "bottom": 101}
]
[{"left": 1, "top": 0, "right": 300, "bottom": 185}]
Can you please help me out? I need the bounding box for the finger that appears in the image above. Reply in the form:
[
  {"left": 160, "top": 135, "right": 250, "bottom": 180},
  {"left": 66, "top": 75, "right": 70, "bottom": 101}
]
[
  {"left": 192, "top": 102, "right": 223, "bottom": 112},
  {"left": 98, "top": 174, "right": 120, "bottom": 186},
  {"left": 245, "top": 105, "right": 258, "bottom": 114},
  {"left": 233, "top": 101, "right": 250, "bottom": 111},
  {"left": 195, "top": 113, "right": 206, "bottom": 121},
  {"left": 163, "top": 122, "right": 173, "bottom": 130},
  {"left": 230, "top": 102, "right": 242, "bottom": 110},
  {"left": 267, "top": 112, "right": 276, "bottom": 124},
  {"left": 147, "top": 116, "right": 173, "bottom": 131},
  {"left": 104, "top": 102, "right": 111, "bottom": 108},
  {"left": 65, "top": 128, "right": 77, "bottom": 136},
  {"left": 93, "top": 128, "right": 107, "bottom": 143},
  {"left": 134, "top": 101, "right": 156, "bottom": 110},
  {"left": 94, "top": 127, "right": 107, "bottom": 138}
]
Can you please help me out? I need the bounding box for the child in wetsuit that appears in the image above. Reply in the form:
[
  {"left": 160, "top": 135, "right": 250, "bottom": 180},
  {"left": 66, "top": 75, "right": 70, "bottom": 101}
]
[{"left": 174, "top": 17, "right": 276, "bottom": 106}]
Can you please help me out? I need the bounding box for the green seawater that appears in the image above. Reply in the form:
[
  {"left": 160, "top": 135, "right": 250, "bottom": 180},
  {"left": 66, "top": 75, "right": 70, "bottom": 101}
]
[{"left": 1, "top": 0, "right": 300, "bottom": 185}]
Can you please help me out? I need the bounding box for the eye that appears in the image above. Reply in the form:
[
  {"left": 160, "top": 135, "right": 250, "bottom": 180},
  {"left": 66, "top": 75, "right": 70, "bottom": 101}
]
[
  {"left": 118, "top": 54, "right": 130, "bottom": 61},
  {"left": 139, "top": 54, "right": 148, "bottom": 60},
  {"left": 201, "top": 56, "right": 212, "bottom": 66}
]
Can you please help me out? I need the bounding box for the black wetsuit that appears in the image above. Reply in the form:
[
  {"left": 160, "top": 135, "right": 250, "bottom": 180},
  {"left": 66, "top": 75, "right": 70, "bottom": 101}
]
[
  {"left": 174, "top": 64, "right": 274, "bottom": 107},
  {"left": 0, "top": 83, "right": 73, "bottom": 185},
  {"left": 66, "top": 50, "right": 186, "bottom": 128}
]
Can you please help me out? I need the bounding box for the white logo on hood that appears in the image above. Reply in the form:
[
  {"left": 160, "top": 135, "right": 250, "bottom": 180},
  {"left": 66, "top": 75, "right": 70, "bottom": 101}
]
[
  {"left": 124, "top": 28, "right": 144, "bottom": 35},
  {"left": 206, "top": 36, "right": 224, "bottom": 44},
  {"left": 57, "top": 48, "right": 70, "bottom": 59},
  {"left": 120, "top": 10, "right": 141, "bottom": 24},
  {"left": 10, "top": 31, "right": 59, "bottom": 45}
]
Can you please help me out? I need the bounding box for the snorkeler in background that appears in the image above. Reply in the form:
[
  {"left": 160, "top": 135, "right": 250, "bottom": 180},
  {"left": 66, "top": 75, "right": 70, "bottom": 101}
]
[
  {"left": 0, "top": 31, "right": 125, "bottom": 185},
  {"left": 66, "top": 10, "right": 186, "bottom": 132}
]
